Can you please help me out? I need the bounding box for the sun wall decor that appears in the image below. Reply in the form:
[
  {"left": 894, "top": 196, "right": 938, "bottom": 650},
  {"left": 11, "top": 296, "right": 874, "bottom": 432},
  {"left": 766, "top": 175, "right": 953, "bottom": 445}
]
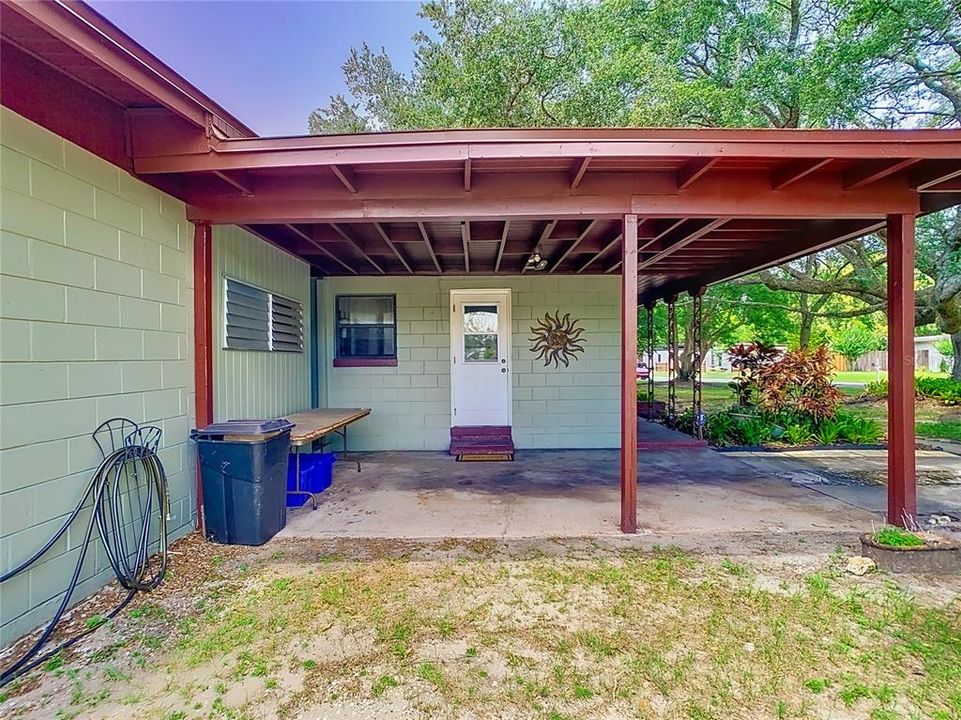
[{"left": 528, "top": 311, "right": 586, "bottom": 368}]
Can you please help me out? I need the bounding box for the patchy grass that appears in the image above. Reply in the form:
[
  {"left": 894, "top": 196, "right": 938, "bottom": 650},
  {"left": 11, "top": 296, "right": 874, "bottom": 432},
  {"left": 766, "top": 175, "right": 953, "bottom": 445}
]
[
  {"left": 5, "top": 541, "right": 959, "bottom": 720},
  {"left": 874, "top": 526, "right": 926, "bottom": 548}
]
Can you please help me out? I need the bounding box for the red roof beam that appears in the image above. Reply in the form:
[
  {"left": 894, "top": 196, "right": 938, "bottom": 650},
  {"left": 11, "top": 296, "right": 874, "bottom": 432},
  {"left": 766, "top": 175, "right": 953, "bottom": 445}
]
[
  {"left": 134, "top": 134, "right": 961, "bottom": 175},
  {"left": 676, "top": 157, "right": 719, "bottom": 190},
  {"left": 638, "top": 218, "right": 729, "bottom": 270},
  {"left": 771, "top": 158, "right": 833, "bottom": 190},
  {"left": 330, "top": 164, "right": 357, "bottom": 193},
  {"left": 212, "top": 170, "right": 254, "bottom": 196},
  {"left": 843, "top": 158, "right": 919, "bottom": 190},
  {"left": 570, "top": 157, "right": 591, "bottom": 190}
]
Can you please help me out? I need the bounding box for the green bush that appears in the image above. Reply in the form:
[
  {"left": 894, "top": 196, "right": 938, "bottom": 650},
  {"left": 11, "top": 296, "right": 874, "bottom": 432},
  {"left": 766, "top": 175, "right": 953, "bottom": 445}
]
[
  {"left": 835, "top": 412, "right": 883, "bottom": 444},
  {"left": 863, "top": 376, "right": 961, "bottom": 406}
]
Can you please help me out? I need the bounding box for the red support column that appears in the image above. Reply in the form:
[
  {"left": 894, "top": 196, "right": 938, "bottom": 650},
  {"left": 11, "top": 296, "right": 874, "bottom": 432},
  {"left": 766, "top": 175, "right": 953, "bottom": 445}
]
[
  {"left": 193, "top": 221, "right": 213, "bottom": 533},
  {"left": 886, "top": 213, "right": 917, "bottom": 527},
  {"left": 621, "top": 214, "right": 639, "bottom": 533}
]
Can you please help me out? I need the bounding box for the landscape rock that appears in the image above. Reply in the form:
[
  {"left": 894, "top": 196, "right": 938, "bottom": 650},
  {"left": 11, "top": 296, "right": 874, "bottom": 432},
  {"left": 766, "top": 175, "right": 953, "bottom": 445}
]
[{"left": 846, "top": 556, "right": 877, "bottom": 576}]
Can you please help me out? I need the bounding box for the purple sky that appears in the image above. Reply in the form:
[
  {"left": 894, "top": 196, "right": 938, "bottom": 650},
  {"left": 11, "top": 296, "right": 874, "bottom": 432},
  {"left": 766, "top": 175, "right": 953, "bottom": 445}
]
[{"left": 88, "top": 1, "right": 425, "bottom": 137}]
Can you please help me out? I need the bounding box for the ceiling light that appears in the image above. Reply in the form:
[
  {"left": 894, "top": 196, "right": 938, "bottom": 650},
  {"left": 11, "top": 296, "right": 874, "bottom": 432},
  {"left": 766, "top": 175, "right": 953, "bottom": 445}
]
[{"left": 526, "top": 252, "right": 548, "bottom": 271}]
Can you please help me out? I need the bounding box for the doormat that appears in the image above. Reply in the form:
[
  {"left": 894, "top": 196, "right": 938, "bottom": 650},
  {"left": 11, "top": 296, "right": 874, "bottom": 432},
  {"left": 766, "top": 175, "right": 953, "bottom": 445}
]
[{"left": 457, "top": 453, "right": 514, "bottom": 462}]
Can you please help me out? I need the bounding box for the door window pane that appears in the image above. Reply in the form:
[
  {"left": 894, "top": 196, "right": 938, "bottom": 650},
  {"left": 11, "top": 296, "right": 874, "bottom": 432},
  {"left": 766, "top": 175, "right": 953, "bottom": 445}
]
[
  {"left": 464, "top": 305, "right": 498, "bottom": 333},
  {"left": 465, "top": 334, "right": 498, "bottom": 361}
]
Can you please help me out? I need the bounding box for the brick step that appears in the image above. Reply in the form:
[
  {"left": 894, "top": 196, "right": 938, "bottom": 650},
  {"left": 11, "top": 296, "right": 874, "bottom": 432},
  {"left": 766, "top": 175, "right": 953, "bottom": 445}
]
[{"left": 450, "top": 426, "right": 514, "bottom": 457}]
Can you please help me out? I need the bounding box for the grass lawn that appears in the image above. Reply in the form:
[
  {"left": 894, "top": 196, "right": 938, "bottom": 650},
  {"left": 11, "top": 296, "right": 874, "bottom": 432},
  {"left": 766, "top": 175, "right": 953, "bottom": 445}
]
[
  {"left": 646, "top": 382, "right": 961, "bottom": 442},
  {"left": 3, "top": 536, "right": 960, "bottom": 720}
]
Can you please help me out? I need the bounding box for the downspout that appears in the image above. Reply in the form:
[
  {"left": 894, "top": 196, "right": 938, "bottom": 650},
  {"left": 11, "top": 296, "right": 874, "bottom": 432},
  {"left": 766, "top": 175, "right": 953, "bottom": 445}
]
[{"left": 192, "top": 221, "right": 213, "bottom": 535}]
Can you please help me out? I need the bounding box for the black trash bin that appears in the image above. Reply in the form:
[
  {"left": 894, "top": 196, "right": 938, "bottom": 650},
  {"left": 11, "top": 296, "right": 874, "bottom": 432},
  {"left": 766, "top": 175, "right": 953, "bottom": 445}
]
[{"left": 191, "top": 419, "right": 294, "bottom": 545}]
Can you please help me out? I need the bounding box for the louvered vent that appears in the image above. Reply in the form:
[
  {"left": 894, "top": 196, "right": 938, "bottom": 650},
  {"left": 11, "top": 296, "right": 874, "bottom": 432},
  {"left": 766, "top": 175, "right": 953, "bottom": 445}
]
[
  {"left": 270, "top": 294, "right": 304, "bottom": 352},
  {"left": 224, "top": 278, "right": 270, "bottom": 350}
]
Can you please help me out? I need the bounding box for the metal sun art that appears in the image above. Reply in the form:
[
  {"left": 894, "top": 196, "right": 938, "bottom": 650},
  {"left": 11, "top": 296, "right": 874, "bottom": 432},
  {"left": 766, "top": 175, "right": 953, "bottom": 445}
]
[{"left": 528, "top": 311, "right": 586, "bottom": 368}]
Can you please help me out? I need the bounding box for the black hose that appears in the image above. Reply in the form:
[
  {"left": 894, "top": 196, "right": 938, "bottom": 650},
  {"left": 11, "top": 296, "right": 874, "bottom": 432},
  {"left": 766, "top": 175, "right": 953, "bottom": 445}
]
[{"left": 0, "top": 418, "right": 170, "bottom": 686}]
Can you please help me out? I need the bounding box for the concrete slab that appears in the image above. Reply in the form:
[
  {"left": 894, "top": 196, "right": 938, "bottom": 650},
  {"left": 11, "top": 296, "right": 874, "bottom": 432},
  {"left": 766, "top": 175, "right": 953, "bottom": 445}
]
[
  {"left": 279, "top": 448, "right": 876, "bottom": 540},
  {"left": 730, "top": 448, "right": 961, "bottom": 528}
]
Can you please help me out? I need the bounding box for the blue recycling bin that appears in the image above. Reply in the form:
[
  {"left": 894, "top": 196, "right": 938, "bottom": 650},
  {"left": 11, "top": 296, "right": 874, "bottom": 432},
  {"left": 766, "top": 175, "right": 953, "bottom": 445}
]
[{"left": 286, "top": 452, "right": 336, "bottom": 507}]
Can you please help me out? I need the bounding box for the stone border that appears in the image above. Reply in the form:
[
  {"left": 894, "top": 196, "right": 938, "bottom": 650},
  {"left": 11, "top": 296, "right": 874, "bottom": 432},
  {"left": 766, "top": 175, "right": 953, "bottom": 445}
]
[{"left": 860, "top": 533, "right": 961, "bottom": 575}]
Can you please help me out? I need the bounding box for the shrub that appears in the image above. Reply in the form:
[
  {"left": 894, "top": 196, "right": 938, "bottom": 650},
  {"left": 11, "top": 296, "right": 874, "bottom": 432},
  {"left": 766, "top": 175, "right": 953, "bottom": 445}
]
[
  {"left": 862, "top": 376, "right": 961, "bottom": 406},
  {"left": 784, "top": 422, "right": 814, "bottom": 445},
  {"left": 736, "top": 417, "right": 771, "bottom": 445},
  {"left": 836, "top": 412, "right": 883, "bottom": 444},
  {"left": 707, "top": 410, "right": 738, "bottom": 445},
  {"left": 815, "top": 417, "right": 843, "bottom": 445},
  {"left": 756, "top": 346, "right": 843, "bottom": 421},
  {"left": 727, "top": 341, "right": 781, "bottom": 407}
]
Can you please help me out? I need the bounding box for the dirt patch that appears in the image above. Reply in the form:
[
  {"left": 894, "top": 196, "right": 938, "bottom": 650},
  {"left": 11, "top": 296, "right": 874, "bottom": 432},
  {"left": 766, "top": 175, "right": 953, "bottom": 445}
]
[{"left": 2, "top": 533, "right": 959, "bottom": 720}]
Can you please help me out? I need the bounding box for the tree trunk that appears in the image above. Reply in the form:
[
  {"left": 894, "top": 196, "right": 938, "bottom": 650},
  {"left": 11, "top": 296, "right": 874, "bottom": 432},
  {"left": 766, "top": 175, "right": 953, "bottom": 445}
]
[{"left": 952, "top": 331, "right": 961, "bottom": 381}]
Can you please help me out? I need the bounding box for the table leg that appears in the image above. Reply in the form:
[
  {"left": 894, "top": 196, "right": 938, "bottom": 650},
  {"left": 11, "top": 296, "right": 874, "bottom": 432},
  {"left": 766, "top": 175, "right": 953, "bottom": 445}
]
[{"left": 287, "top": 444, "right": 317, "bottom": 510}]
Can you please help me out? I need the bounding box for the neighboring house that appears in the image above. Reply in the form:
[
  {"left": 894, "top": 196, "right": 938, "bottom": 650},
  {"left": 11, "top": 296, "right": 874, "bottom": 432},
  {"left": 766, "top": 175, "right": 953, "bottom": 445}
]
[
  {"left": 850, "top": 335, "right": 953, "bottom": 373},
  {"left": 0, "top": 1, "right": 956, "bottom": 646}
]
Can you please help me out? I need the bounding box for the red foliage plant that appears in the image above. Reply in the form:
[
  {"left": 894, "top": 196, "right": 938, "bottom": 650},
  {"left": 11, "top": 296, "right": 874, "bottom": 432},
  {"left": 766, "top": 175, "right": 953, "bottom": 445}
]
[
  {"left": 727, "top": 341, "right": 782, "bottom": 406},
  {"left": 756, "top": 346, "right": 843, "bottom": 419}
]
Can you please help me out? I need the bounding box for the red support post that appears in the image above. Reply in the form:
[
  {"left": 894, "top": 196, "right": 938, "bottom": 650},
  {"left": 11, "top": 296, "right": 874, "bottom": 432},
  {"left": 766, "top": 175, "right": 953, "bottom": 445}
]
[
  {"left": 193, "top": 221, "right": 213, "bottom": 533},
  {"left": 886, "top": 213, "right": 917, "bottom": 527},
  {"left": 621, "top": 214, "right": 639, "bottom": 533}
]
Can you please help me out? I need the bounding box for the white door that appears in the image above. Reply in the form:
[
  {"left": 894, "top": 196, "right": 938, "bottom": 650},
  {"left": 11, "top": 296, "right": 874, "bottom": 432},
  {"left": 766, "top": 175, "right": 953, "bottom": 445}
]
[{"left": 450, "top": 290, "right": 512, "bottom": 426}]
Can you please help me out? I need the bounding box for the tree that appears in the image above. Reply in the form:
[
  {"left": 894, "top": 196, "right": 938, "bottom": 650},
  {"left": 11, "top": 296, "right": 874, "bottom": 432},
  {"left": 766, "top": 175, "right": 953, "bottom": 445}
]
[
  {"left": 308, "top": 0, "right": 961, "bottom": 374},
  {"left": 831, "top": 325, "right": 886, "bottom": 366}
]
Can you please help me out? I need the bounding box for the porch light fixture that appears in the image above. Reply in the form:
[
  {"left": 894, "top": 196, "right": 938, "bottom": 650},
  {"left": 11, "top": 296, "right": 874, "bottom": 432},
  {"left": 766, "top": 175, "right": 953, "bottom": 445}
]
[{"left": 525, "top": 252, "right": 548, "bottom": 271}]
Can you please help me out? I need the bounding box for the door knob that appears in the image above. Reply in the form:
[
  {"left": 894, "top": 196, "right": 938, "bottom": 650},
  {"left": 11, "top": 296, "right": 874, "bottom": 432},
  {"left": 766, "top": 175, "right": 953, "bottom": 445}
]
[{"left": 501, "top": 368, "right": 507, "bottom": 373}]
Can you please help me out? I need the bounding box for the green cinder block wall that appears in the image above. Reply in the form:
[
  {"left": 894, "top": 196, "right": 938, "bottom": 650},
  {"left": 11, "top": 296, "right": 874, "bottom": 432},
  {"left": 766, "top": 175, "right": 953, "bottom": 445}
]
[
  {"left": 320, "top": 275, "right": 621, "bottom": 450},
  {"left": 211, "top": 225, "right": 311, "bottom": 422},
  {"left": 0, "top": 107, "right": 198, "bottom": 646}
]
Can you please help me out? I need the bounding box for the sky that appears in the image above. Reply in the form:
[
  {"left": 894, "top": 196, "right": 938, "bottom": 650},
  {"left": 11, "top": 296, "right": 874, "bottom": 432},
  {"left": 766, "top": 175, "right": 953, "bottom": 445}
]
[{"left": 88, "top": 0, "right": 426, "bottom": 137}]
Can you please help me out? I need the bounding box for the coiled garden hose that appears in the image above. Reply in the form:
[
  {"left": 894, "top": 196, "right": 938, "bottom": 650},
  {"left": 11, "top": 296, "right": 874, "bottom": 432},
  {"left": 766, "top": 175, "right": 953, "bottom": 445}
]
[{"left": 0, "top": 418, "right": 170, "bottom": 686}]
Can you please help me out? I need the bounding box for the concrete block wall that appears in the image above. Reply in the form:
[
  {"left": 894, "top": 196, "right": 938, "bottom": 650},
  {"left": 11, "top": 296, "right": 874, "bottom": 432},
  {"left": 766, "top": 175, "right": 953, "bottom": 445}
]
[
  {"left": 320, "top": 275, "right": 620, "bottom": 450},
  {"left": 0, "top": 107, "right": 197, "bottom": 645},
  {"left": 212, "top": 225, "right": 311, "bottom": 422}
]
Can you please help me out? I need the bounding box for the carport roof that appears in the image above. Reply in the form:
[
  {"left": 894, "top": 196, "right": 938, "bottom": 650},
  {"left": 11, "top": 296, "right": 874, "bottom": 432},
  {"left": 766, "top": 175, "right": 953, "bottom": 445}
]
[{"left": 3, "top": 0, "right": 961, "bottom": 301}]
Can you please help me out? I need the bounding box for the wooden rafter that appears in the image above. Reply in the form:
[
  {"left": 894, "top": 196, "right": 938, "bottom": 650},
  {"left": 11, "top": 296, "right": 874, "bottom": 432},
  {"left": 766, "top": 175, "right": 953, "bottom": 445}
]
[
  {"left": 461, "top": 221, "right": 471, "bottom": 273},
  {"left": 330, "top": 164, "right": 357, "bottom": 193},
  {"left": 212, "top": 170, "right": 254, "bottom": 195},
  {"left": 844, "top": 158, "right": 919, "bottom": 190},
  {"left": 373, "top": 223, "right": 413, "bottom": 274},
  {"left": 417, "top": 222, "right": 442, "bottom": 273},
  {"left": 676, "top": 157, "right": 719, "bottom": 190},
  {"left": 638, "top": 218, "right": 728, "bottom": 269},
  {"left": 285, "top": 224, "right": 357, "bottom": 274},
  {"left": 570, "top": 157, "right": 591, "bottom": 190},
  {"left": 550, "top": 219, "right": 598, "bottom": 273},
  {"left": 495, "top": 220, "right": 510, "bottom": 273},
  {"left": 578, "top": 233, "right": 621, "bottom": 273},
  {"left": 330, "top": 223, "right": 383, "bottom": 273},
  {"left": 771, "top": 158, "right": 832, "bottom": 190}
]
